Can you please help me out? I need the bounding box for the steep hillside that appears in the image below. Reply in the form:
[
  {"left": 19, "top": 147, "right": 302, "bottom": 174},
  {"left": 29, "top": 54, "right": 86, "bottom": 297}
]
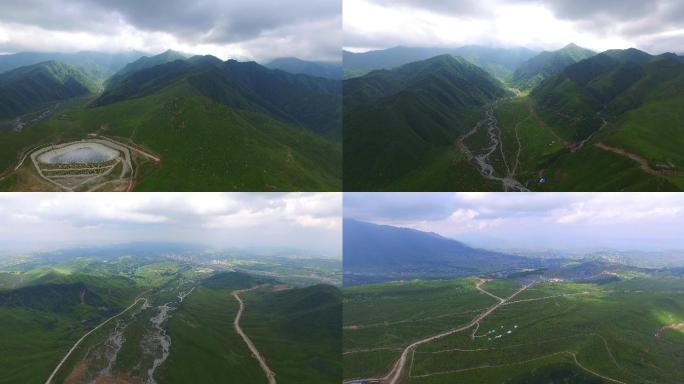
[
  {"left": 1, "top": 52, "right": 342, "bottom": 191},
  {"left": 80, "top": 80, "right": 342, "bottom": 191},
  {"left": 532, "top": 48, "right": 684, "bottom": 142},
  {"left": 97, "top": 57, "right": 342, "bottom": 138},
  {"left": 343, "top": 55, "right": 509, "bottom": 190},
  {"left": 241, "top": 284, "right": 342, "bottom": 383},
  {"left": 343, "top": 220, "right": 539, "bottom": 285},
  {"left": 512, "top": 43, "right": 596, "bottom": 90},
  {"left": 161, "top": 272, "right": 341, "bottom": 383},
  {"left": 343, "top": 45, "right": 538, "bottom": 80},
  {"left": 105, "top": 49, "right": 188, "bottom": 86},
  {"left": 0, "top": 61, "right": 98, "bottom": 119},
  {"left": 266, "top": 57, "right": 342, "bottom": 79},
  {"left": 0, "top": 51, "right": 144, "bottom": 80}
]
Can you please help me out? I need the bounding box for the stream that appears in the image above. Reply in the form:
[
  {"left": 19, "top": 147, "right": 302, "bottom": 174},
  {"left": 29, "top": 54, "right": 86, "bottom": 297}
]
[{"left": 461, "top": 107, "right": 530, "bottom": 192}]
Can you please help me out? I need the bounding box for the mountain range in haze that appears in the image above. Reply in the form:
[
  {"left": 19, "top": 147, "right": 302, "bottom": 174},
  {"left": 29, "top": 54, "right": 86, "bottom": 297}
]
[{"left": 343, "top": 219, "right": 684, "bottom": 286}]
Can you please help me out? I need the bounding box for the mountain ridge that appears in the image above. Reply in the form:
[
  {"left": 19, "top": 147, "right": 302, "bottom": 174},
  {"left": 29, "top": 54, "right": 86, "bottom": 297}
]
[{"left": 0, "top": 60, "right": 98, "bottom": 119}]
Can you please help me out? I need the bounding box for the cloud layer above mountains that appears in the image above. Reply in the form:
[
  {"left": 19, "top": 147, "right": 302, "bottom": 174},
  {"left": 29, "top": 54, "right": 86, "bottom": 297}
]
[
  {"left": 0, "top": 0, "right": 341, "bottom": 62},
  {"left": 345, "top": 0, "right": 684, "bottom": 54},
  {"left": 345, "top": 193, "right": 684, "bottom": 251},
  {"left": 0, "top": 193, "right": 342, "bottom": 254}
]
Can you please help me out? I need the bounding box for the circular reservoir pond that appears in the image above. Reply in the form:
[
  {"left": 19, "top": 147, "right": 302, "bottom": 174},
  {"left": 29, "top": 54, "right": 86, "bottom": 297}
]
[{"left": 37, "top": 142, "right": 119, "bottom": 164}]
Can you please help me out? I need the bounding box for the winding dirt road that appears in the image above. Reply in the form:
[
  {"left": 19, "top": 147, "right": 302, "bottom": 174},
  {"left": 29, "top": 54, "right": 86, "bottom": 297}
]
[
  {"left": 45, "top": 297, "right": 148, "bottom": 384},
  {"left": 595, "top": 143, "right": 684, "bottom": 177},
  {"left": 232, "top": 286, "right": 277, "bottom": 384},
  {"left": 345, "top": 279, "right": 534, "bottom": 384}
]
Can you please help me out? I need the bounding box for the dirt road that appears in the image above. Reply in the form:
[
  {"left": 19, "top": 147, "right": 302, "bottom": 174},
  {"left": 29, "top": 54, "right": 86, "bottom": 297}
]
[
  {"left": 345, "top": 280, "right": 534, "bottom": 384},
  {"left": 595, "top": 142, "right": 684, "bottom": 177},
  {"left": 232, "top": 286, "right": 277, "bottom": 384}
]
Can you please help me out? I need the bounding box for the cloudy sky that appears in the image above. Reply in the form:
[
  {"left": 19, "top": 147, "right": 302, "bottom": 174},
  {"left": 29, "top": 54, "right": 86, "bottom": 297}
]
[
  {"left": 345, "top": 193, "right": 684, "bottom": 251},
  {"left": 0, "top": 0, "right": 341, "bottom": 62},
  {"left": 0, "top": 193, "right": 342, "bottom": 255},
  {"left": 345, "top": 0, "right": 684, "bottom": 54}
]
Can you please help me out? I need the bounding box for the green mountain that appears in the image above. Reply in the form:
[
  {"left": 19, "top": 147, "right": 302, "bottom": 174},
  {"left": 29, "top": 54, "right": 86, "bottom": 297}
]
[
  {"left": 443, "top": 46, "right": 684, "bottom": 192},
  {"left": 0, "top": 250, "right": 342, "bottom": 384},
  {"left": 343, "top": 54, "right": 509, "bottom": 190},
  {"left": 512, "top": 43, "right": 596, "bottom": 90},
  {"left": 0, "top": 61, "right": 98, "bottom": 119},
  {"left": 104, "top": 49, "right": 188, "bottom": 86},
  {"left": 86, "top": 57, "right": 342, "bottom": 190},
  {"left": 343, "top": 45, "right": 538, "bottom": 80},
  {"left": 0, "top": 51, "right": 145, "bottom": 81},
  {"left": 531, "top": 48, "right": 683, "bottom": 141},
  {"left": 265, "top": 57, "right": 342, "bottom": 80},
  {"left": 1, "top": 50, "right": 342, "bottom": 191},
  {"left": 97, "top": 55, "right": 341, "bottom": 137},
  {"left": 343, "top": 219, "right": 541, "bottom": 285}
]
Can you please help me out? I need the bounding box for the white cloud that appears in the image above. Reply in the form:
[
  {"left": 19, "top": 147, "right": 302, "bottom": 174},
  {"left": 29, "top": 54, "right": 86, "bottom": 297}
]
[
  {"left": 0, "top": 193, "right": 342, "bottom": 254},
  {"left": 344, "top": 0, "right": 681, "bottom": 54},
  {"left": 346, "top": 193, "right": 684, "bottom": 250}
]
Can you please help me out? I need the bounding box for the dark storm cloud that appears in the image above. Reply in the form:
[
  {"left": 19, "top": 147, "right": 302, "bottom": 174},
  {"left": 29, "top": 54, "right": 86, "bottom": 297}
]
[
  {"left": 0, "top": 0, "right": 341, "bottom": 61},
  {"left": 84, "top": 0, "right": 341, "bottom": 45}
]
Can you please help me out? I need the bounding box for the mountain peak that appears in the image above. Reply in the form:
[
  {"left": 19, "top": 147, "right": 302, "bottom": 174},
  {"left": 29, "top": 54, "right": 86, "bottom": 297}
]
[
  {"left": 558, "top": 43, "right": 594, "bottom": 54},
  {"left": 156, "top": 49, "right": 186, "bottom": 59}
]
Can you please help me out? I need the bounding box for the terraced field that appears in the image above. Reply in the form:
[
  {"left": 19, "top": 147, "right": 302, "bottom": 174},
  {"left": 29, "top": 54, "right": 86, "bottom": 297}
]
[{"left": 343, "top": 276, "right": 684, "bottom": 383}]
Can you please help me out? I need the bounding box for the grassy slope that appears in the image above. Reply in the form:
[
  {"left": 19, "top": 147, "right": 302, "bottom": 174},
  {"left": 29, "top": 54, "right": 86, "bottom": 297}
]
[
  {"left": 343, "top": 278, "right": 496, "bottom": 379},
  {"left": 160, "top": 286, "right": 267, "bottom": 384},
  {"left": 487, "top": 95, "right": 682, "bottom": 191},
  {"left": 0, "top": 272, "right": 141, "bottom": 384},
  {"left": 343, "top": 55, "right": 509, "bottom": 191},
  {"left": 241, "top": 285, "right": 342, "bottom": 383},
  {"left": 540, "top": 145, "right": 679, "bottom": 191},
  {"left": 0, "top": 96, "right": 93, "bottom": 181},
  {"left": 344, "top": 102, "right": 495, "bottom": 191},
  {"left": 600, "top": 61, "right": 684, "bottom": 172},
  {"left": 2, "top": 79, "right": 341, "bottom": 191},
  {"left": 344, "top": 277, "right": 684, "bottom": 384},
  {"left": 0, "top": 61, "right": 98, "bottom": 119},
  {"left": 80, "top": 81, "right": 341, "bottom": 191},
  {"left": 162, "top": 274, "right": 341, "bottom": 384}
]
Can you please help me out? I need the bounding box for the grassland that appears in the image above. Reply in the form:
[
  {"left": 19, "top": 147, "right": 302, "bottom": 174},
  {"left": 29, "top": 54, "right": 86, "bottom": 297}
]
[
  {"left": 343, "top": 276, "right": 684, "bottom": 383},
  {"left": 240, "top": 285, "right": 342, "bottom": 383},
  {"left": 454, "top": 94, "right": 684, "bottom": 191},
  {"left": 343, "top": 278, "right": 497, "bottom": 379},
  {"left": 159, "top": 285, "right": 268, "bottom": 383},
  {"left": 0, "top": 251, "right": 342, "bottom": 383},
  {"left": 1, "top": 79, "right": 341, "bottom": 191}
]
